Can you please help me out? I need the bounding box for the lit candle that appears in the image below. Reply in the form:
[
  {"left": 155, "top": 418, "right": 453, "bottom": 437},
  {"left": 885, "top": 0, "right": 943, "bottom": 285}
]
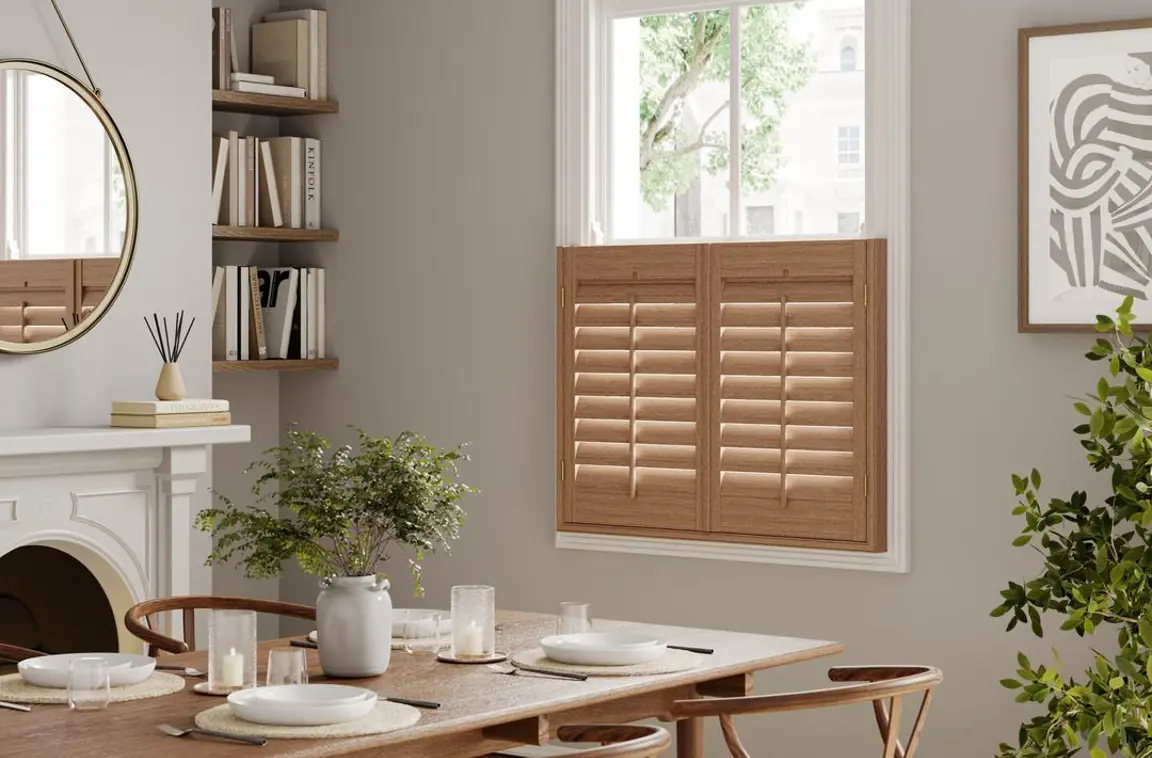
[
  {"left": 221, "top": 648, "right": 244, "bottom": 688},
  {"left": 460, "top": 620, "right": 484, "bottom": 657}
]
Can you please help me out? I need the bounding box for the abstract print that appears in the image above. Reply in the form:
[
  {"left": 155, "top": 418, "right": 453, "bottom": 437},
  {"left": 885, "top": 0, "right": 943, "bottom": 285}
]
[{"left": 1050, "top": 59, "right": 1152, "bottom": 300}]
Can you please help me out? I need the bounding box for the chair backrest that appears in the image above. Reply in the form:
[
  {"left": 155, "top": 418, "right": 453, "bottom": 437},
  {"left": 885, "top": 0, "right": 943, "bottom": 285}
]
[
  {"left": 554, "top": 725, "right": 671, "bottom": 758},
  {"left": 672, "top": 665, "right": 942, "bottom": 758},
  {"left": 124, "top": 596, "right": 316, "bottom": 655},
  {"left": 0, "top": 643, "right": 42, "bottom": 663}
]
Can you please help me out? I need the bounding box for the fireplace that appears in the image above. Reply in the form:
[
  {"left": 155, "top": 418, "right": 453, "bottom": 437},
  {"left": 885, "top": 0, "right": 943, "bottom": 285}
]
[{"left": 0, "top": 426, "right": 249, "bottom": 652}]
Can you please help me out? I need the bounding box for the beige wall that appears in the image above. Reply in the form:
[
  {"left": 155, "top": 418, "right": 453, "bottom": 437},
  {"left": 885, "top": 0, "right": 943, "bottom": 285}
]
[
  {"left": 278, "top": 0, "right": 1151, "bottom": 753},
  {"left": 0, "top": 0, "right": 213, "bottom": 595}
]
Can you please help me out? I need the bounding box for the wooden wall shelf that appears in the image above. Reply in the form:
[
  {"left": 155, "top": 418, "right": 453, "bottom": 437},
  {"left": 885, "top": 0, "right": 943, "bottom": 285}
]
[
  {"left": 214, "top": 359, "right": 339, "bottom": 373},
  {"left": 213, "top": 226, "right": 338, "bottom": 243},
  {"left": 212, "top": 90, "right": 339, "bottom": 116}
]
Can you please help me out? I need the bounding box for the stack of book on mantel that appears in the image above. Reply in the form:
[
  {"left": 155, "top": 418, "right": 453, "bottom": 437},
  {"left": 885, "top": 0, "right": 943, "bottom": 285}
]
[{"left": 110, "top": 399, "right": 231, "bottom": 429}]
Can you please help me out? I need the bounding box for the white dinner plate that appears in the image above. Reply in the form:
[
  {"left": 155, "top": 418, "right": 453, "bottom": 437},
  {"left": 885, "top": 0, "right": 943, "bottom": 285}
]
[
  {"left": 540, "top": 634, "right": 667, "bottom": 666},
  {"left": 18, "top": 653, "right": 156, "bottom": 689},
  {"left": 229, "top": 684, "right": 377, "bottom": 726}
]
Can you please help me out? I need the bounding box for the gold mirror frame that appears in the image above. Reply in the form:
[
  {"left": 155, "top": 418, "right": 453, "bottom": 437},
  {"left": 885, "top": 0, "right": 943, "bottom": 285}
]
[{"left": 0, "top": 58, "right": 138, "bottom": 355}]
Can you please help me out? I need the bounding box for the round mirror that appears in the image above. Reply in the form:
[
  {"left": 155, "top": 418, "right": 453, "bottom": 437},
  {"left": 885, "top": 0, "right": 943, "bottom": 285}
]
[{"left": 0, "top": 59, "right": 137, "bottom": 354}]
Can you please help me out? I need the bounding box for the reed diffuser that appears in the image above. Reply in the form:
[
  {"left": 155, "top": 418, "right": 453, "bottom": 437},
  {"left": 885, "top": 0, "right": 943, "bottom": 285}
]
[{"left": 145, "top": 311, "right": 194, "bottom": 401}]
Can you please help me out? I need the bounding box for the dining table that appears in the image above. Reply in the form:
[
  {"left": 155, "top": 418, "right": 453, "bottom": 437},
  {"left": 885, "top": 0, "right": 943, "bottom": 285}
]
[{"left": 1, "top": 610, "right": 842, "bottom": 758}]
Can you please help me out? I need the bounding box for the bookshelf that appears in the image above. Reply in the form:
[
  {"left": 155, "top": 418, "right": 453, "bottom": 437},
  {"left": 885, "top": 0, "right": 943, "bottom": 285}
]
[
  {"left": 212, "top": 90, "right": 339, "bottom": 117},
  {"left": 213, "top": 226, "right": 338, "bottom": 243},
  {"left": 213, "top": 359, "right": 339, "bottom": 373}
]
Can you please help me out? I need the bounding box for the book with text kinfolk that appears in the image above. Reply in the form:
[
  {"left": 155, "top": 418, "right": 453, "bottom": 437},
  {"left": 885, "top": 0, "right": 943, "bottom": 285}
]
[
  {"left": 265, "top": 137, "right": 301, "bottom": 228},
  {"left": 303, "top": 138, "right": 321, "bottom": 229},
  {"left": 112, "top": 399, "right": 230, "bottom": 416},
  {"left": 258, "top": 267, "right": 299, "bottom": 359}
]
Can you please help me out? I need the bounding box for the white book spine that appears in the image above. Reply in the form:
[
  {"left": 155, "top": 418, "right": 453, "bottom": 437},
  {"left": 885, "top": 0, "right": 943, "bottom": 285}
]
[
  {"left": 307, "top": 268, "right": 319, "bottom": 359},
  {"left": 211, "top": 266, "right": 226, "bottom": 360},
  {"left": 281, "top": 269, "right": 300, "bottom": 358},
  {"left": 253, "top": 138, "right": 261, "bottom": 228},
  {"left": 290, "top": 138, "right": 302, "bottom": 228},
  {"left": 318, "top": 11, "right": 327, "bottom": 100},
  {"left": 298, "top": 268, "right": 309, "bottom": 360},
  {"left": 260, "top": 142, "right": 284, "bottom": 227},
  {"left": 317, "top": 267, "right": 326, "bottom": 359},
  {"left": 239, "top": 266, "right": 251, "bottom": 359},
  {"left": 224, "top": 265, "right": 239, "bottom": 360},
  {"left": 237, "top": 137, "right": 248, "bottom": 226},
  {"left": 304, "top": 138, "right": 320, "bottom": 229},
  {"left": 227, "top": 131, "right": 240, "bottom": 225},
  {"left": 212, "top": 137, "right": 228, "bottom": 224},
  {"left": 234, "top": 81, "right": 307, "bottom": 98}
]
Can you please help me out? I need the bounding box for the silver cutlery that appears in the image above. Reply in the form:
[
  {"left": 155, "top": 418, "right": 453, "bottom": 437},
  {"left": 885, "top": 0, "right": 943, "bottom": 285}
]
[
  {"left": 158, "top": 723, "right": 267, "bottom": 746},
  {"left": 487, "top": 662, "right": 588, "bottom": 682},
  {"left": 668, "top": 645, "right": 713, "bottom": 655},
  {"left": 379, "top": 695, "right": 441, "bottom": 709},
  {"left": 154, "top": 665, "right": 207, "bottom": 677},
  {"left": 0, "top": 701, "right": 30, "bottom": 713}
]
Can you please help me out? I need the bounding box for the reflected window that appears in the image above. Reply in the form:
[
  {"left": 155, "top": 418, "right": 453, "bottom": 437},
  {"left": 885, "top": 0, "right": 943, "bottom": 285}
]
[{"left": 840, "top": 38, "right": 858, "bottom": 72}]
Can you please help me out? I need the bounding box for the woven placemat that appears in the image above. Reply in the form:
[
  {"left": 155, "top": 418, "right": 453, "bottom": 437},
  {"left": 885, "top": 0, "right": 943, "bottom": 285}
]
[
  {"left": 195, "top": 700, "right": 421, "bottom": 740},
  {"left": 510, "top": 648, "right": 703, "bottom": 677},
  {"left": 0, "top": 672, "right": 185, "bottom": 704}
]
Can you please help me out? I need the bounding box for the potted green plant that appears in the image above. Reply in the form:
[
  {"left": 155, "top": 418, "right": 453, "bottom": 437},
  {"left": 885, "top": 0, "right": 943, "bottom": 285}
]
[
  {"left": 196, "top": 426, "right": 476, "bottom": 678},
  {"left": 993, "top": 298, "right": 1152, "bottom": 758}
]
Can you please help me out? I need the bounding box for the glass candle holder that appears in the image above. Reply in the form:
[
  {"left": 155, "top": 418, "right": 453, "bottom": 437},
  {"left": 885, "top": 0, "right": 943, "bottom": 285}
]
[
  {"left": 451, "top": 585, "right": 495, "bottom": 660},
  {"left": 208, "top": 609, "right": 257, "bottom": 693}
]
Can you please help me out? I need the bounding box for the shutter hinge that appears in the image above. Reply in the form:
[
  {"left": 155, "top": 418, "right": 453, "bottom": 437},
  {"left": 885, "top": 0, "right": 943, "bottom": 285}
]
[
  {"left": 864, "top": 472, "right": 869, "bottom": 499},
  {"left": 864, "top": 284, "right": 869, "bottom": 308},
  {"left": 560, "top": 460, "right": 566, "bottom": 482},
  {"left": 561, "top": 286, "right": 566, "bottom": 309}
]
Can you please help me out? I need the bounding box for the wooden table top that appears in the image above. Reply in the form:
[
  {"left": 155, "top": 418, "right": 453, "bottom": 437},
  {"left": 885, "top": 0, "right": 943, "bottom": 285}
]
[{"left": 1, "top": 611, "right": 842, "bottom": 757}]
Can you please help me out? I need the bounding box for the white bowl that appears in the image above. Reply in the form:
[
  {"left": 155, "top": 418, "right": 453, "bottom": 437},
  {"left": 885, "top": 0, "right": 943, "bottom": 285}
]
[
  {"left": 229, "top": 685, "right": 377, "bottom": 726},
  {"left": 541, "top": 634, "right": 667, "bottom": 666},
  {"left": 18, "top": 653, "right": 156, "bottom": 689}
]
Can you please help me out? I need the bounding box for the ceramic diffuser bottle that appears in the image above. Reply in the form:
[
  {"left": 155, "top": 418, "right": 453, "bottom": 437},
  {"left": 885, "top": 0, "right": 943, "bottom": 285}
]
[{"left": 145, "top": 312, "right": 193, "bottom": 401}]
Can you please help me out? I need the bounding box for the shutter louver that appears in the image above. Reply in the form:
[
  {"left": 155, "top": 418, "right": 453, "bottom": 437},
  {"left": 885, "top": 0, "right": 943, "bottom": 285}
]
[{"left": 559, "top": 245, "right": 707, "bottom": 532}]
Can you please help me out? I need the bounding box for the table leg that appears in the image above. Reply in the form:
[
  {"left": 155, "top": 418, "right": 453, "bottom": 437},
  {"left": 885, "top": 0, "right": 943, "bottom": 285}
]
[{"left": 677, "top": 716, "right": 704, "bottom": 758}]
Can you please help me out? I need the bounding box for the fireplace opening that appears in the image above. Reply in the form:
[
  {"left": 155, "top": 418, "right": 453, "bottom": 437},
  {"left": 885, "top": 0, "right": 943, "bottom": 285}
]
[{"left": 0, "top": 545, "right": 118, "bottom": 655}]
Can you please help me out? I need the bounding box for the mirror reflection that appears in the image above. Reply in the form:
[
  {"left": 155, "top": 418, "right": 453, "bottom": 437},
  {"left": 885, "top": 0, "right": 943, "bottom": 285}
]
[{"left": 0, "top": 69, "right": 129, "bottom": 345}]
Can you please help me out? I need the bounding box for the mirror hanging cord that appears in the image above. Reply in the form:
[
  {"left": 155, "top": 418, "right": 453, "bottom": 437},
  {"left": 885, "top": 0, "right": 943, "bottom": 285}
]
[{"left": 47, "top": 0, "right": 99, "bottom": 97}]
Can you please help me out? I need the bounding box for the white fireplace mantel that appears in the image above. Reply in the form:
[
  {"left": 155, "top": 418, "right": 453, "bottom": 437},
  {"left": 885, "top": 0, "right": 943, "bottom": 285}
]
[{"left": 0, "top": 425, "right": 251, "bottom": 650}]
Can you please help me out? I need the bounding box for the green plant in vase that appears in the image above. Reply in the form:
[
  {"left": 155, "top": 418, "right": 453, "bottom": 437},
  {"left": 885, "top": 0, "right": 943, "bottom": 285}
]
[
  {"left": 993, "top": 298, "right": 1152, "bottom": 758},
  {"left": 197, "top": 426, "right": 476, "bottom": 677}
]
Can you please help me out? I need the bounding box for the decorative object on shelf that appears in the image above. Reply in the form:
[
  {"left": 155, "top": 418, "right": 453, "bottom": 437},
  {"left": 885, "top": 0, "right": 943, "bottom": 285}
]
[
  {"left": 1019, "top": 18, "right": 1152, "bottom": 331},
  {"left": 992, "top": 298, "right": 1152, "bottom": 756},
  {"left": 144, "top": 311, "right": 195, "bottom": 401},
  {"left": 206, "top": 609, "right": 257, "bottom": 696},
  {"left": 448, "top": 585, "right": 497, "bottom": 663},
  {"left": 197, "top": 426, "right": 477, "bottom": 678}
]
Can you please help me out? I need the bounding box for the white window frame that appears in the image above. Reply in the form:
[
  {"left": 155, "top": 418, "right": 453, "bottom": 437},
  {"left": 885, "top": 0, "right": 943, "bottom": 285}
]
[
  {"left": 838, "top": 125, "right": 862, "bottom": 165},
  {"left": 556, "top": 0, "right": 911, "bottom": 573}
]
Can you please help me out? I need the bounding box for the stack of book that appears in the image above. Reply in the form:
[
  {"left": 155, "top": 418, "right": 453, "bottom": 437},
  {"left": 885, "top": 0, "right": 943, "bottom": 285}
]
[
  {"left": 214, "top": 7, "right": 328, "bottom": 100},
  {"left": 212, "top": 266, "right": 327, "bottom": 362},
  {"left": 111, "top": 399, "right": 232, "bottom": 429},
  {"left": 212, "top": 132, "right": 320, "bottom": 228}
]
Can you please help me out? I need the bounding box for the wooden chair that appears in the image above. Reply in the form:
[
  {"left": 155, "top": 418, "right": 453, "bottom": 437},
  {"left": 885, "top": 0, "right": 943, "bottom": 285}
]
[
  {"left": 542, "top": 725, "right": 670, "bottom": 757},
  {"left": 672, "top": 665, "right": 942, "bottom": 758},
  {"left": 0, "top": 643, "right": 42, "bottom": 663},
  {"left": 124, "top": 596, "right": 316, "bottom": 656}
]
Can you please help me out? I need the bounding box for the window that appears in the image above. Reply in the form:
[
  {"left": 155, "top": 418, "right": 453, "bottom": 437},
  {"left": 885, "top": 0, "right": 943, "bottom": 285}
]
[
  {"left": 838, "top": 212, "right": 861, "bottom": 234},
  {"left": 557, "top": 0, "right": 910, "bottom": 572},
  {"left": 746, "top": 205, "right": 775, "bottom": 236},
  {"left": 838, "top": 126, "right": 861, "bottom": 165},
  {"left": 558, "top": 240, "right": 886, "bottom": 552},
  {"left": 0, "top": 70, "right": 124, "bottom": 260}
]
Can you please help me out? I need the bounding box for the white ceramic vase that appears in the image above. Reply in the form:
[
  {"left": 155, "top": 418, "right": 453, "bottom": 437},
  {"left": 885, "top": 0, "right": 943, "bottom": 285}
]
[{"left": 315, "top": 575, "right": 392, "bottom": 678}]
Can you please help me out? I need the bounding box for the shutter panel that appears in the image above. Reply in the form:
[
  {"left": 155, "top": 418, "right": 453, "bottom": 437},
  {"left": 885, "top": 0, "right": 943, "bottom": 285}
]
[
  {"left": 559, "top": 245, "right": 707, "bottom": 532},
  {"left": 0, "top": 261, "right": 75, "bottom": 344},
  {"left": 710, "top": 240, "right": 885, "bottom": 550}
]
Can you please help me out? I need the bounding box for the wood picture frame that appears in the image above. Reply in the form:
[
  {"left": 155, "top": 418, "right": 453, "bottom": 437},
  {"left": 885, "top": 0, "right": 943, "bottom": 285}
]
[{"left": 1019, "top": 18, "right": 1152, "bottom": 332}]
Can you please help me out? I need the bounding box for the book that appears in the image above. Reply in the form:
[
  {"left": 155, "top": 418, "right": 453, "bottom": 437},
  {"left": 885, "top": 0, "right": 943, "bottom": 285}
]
[
  {"left": 233, "top": 81, "right": 306, "bottom": 98},
  {"left": 303, "top": 138, "right": 321, "bottom": 229},
  {"left": 111, "top": 412, "right": 232, "bottom": 429},
  {"left": 230, "top": 72, "right": 274, "bottom": 85},
  {"left": 227, "top": 8, "right": 239, "bottom": 81},
  {"left": 258, "top": 267, "right": 299, "bottom": 359},
  {"left": 246, "top": 136, "right": 257, "bottom": 227},
  {"left": 211, "top": 136, "right": 227, "bottom": 224},
  {"left": 112, "top": 399, "right": 230, "bottom": 415},
  {"left": 248, "top": 266, "right": 267, "bottom": 359},
  {"left": 306, "top": 267, "right": 319, "bottom": 359},
  {"left": 211, "top": 266, "right": 226, "bottom": 360},
  {"left": 239, "top": 266, "right": 251, "bottom": 359},
  {"left": 265, "top": 137, "right": 301, "bottom": 228},
  {"left": 211, "top": 8, "right": 228, "bottom": 90},
  {"left": 259, "top": 141, "right": 284, "bottom": 228},
  {"left": 251, "top": 19, "right": 309, "bottom": 91},
  {"left": 224, "top": 265, "right": 239, "bottom": 360},
  {"left": 263, "top": 10, "right": 325, "bottom": 100},
  {"left": 317, "top": 267, "right": 326, "bottom": 359},
  {"left": 287, "top": 268, "right": 304, "bottom": 359},
  {"left": 226, "top": 130, "right": 240, "bottom": 225}
]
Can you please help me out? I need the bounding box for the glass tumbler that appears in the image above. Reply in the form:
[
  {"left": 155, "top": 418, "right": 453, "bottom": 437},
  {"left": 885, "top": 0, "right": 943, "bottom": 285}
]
[
  {"left": 266, "top": 648, "right": 309, "bottom": 686},
  {"left": 557, "top": 602, "right": 593, "bottom": 635},
  {"left": 67, "top": 657, "right": 110, "bottom": 711},
  {"left": 403, "top": 612, "right": 447, "bottom": 656}
]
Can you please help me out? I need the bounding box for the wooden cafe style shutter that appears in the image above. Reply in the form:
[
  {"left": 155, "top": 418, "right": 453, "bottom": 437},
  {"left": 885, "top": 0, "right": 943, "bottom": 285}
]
[{"left": 557, "top": 240, "right": 886, "bottom": 553}]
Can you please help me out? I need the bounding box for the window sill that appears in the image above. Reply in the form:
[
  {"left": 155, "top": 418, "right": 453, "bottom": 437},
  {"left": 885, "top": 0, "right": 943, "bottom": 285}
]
[{"left": 555, "top": 531, "right": 908, "bottom": 573}]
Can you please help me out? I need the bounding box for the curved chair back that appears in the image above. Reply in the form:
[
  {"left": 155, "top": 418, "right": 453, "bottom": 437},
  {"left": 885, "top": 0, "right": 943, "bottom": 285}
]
[
  {"left": 0, "top": 643, "right": 42, "bottom": 663},
  {"left": 124, "top": 596, "right": 316, "bottom": 655},
  {"left": 554, "top": 725, "right": 671, "bottom": 758},
  {"left": 673, "top": 665, "right": 942, "bottom": 758}
]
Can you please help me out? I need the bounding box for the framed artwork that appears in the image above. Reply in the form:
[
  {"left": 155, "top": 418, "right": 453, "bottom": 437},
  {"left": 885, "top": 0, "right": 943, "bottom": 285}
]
[{"left": 1020, "top": 18, "right": 1152, "bottom": 331}]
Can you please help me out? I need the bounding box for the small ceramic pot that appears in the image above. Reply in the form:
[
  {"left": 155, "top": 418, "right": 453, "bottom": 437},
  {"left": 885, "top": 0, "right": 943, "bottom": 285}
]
[
  {"left": 155, "top": 362, "right": 186, "bottom": 401},
  {"left": 316, "top": 576, "right": 392, "bottom": 678}
]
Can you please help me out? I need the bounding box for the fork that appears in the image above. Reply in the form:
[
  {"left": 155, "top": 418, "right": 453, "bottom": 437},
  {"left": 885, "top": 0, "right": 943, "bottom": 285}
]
[
  {"left": 487, "top": 662, "right": 588, "bottom": 682},
  {"left": 158, "top": 723, "right": 267, "bottom": 746}
]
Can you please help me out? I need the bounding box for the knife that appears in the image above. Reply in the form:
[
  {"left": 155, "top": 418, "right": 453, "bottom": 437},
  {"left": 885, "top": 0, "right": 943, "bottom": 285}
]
[
  {"left": 514, "top": 664, "right": 589, "bottom": 681},
  {"left": 380, "top": 696, "right": 441, "bottom": 709},
  {"left": 668, "top": 645, "right": 714, "bottom": 655},
  {"left": 290, "top": 639, "right": 318, "bottom": 649}
]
